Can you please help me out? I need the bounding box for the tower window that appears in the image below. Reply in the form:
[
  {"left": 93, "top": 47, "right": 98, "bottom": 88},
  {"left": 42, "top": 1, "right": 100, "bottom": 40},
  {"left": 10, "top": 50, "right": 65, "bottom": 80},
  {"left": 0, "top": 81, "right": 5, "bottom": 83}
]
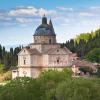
[{"left": 49, "top": 39, "right": 51, "bottom": 44}]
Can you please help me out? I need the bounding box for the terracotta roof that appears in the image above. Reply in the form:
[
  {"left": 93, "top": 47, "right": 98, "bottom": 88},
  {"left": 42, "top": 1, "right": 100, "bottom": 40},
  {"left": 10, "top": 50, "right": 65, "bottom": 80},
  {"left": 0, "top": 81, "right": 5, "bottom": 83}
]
[
  {"left": 26, "top": 48, "right": 41, "bottom": 55},
  {"left": 63, "top": 47, "right": 72, "bottom": 53},
  {"left": 44, "top": 47, "right": 68, "bottom": 54},
  {"left": 72, "top": 59, "right": 96, "bottom": 70}
]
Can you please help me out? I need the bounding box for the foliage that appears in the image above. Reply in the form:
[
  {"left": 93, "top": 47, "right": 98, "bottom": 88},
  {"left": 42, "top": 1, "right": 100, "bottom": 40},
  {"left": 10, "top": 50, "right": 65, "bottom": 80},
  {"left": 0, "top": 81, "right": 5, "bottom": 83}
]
[
  {"left": 0, "top": 71, "right": 12, "bottom": 82},
  {"left": 79, "top": 67, "right": 93, "bottom": 74},
  {"left": 97, "top": 67, "right": 100, "bottom": 77},
  {"left": 63, "top": 28, "right": 100, "bottom": 60},
  {"left": 0, "top": 69, "right": 100, "bottom": 100},
  {"left": 84, "top": 48, "right": 100, "bottom": 63},
  {"left": 0, "top": 64, "right": 4, "bottom": 73},
  {"left": 56, "top": 78, "right": 100, "bottom": 100},
  {"left": 0, "top": 45, "right": 22, "bottom": 69}
]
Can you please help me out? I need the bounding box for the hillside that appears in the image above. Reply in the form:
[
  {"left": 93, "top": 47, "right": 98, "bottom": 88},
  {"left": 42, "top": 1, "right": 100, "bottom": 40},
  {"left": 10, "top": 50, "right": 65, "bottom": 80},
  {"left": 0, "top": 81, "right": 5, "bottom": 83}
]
[{"left": 63, "top": 28, "right": 100, "bottom": 63}]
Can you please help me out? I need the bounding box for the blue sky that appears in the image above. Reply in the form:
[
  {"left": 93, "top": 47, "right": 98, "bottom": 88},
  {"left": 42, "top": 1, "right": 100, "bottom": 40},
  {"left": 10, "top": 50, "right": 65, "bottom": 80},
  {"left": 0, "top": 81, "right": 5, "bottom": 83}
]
[{"left": 0, "top": 0, "right": 100, "bottom": 50}]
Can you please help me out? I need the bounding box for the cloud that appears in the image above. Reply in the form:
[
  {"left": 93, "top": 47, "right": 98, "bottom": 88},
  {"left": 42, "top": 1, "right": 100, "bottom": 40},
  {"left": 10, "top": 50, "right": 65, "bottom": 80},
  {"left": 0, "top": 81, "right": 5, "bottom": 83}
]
[
  {"left": 0, "top": 6, "right": 57, "bottom": 27},
  {"left": 8, "top": 6, "right": 57, "bottom": 17},
  {"left": 8, "top": 6, "right": 38, "bottom": 16},
  {"left": 1, "top": 5, "right": 100, "bottom": 47},
  {"left": 56, "top": 6, "right": 74, "bottom": 12},
  {"left": 0, "top": 5, "right": 100, "bottom": 31},
  {"left": 38, "top": 8, "right": 57, "bottom": 17}
]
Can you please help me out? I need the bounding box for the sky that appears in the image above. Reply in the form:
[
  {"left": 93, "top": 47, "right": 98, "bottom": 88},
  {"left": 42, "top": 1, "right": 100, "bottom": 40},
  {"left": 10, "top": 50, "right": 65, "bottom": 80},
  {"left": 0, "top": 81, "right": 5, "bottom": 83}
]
[{"left": 0, "top": 0, "right": 100, "bottom": 50}]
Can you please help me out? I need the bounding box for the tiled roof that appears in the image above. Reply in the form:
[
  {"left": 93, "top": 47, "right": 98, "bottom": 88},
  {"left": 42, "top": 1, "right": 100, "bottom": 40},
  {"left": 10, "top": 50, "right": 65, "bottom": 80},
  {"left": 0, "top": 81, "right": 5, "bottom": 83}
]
[
  {"left": 44, "top": 47, "right": 73, "bottom": 55},
  {"left": 26, "top": 48, "right": 41, "bottom": 55},
  {"left": 72, "top": 59, "right": 96, "bottom": 70}
]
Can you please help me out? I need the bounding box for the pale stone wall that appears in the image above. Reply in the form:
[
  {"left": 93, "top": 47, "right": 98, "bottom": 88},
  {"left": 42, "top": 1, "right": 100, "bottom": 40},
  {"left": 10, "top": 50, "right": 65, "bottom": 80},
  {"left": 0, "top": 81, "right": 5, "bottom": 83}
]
[
  {"left": 30, "top": 44, "right": 42, "bottom": 52},
  {"left": 34, "top": 36, "right": 56, "bottom": 44},
  {"left": 30, "top": 55, "right": 43, "bottom": 66},
  {"left": 41, "top": 44, "right": 60, "bottom": 53},
  {"left": 18, "top": 55, "right": 31, "bottom": 67},
  {"left": 18, "top": 67, "right": 32, "bottom": 77},
  {"left": 12, "top": 70, "right": 19, "bottom": 79},
  {"left": 30, "top": 44, "right": 60, "bottom": 53},
  {"left": 43, "top": 55, "right": 49, "bottom": 66},
  {"left": 18, "top": 49, "right": 31, "bottom": 67},
  {"left": 48, "top": 55, "right": 70, "bottom": 67}
]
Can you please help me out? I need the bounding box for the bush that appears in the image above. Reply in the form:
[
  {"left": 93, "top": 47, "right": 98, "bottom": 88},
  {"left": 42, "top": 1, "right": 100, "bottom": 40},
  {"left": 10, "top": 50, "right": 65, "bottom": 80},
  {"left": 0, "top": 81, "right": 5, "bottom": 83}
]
[
  {"left": 0, "top": 71, "right": 12, "bottom": 82},
  {"left": 0, "top": 69, "right": 100, "bottom": 100},
  {"left": 79, "top": 67, "right": 93, "bottom": 74}
]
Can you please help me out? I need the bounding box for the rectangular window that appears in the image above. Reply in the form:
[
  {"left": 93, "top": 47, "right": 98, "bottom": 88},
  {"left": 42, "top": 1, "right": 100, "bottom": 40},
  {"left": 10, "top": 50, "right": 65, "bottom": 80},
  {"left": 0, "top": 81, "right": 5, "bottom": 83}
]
[{"left": 24, "top": 60, "right": 26, "bottom": 65}]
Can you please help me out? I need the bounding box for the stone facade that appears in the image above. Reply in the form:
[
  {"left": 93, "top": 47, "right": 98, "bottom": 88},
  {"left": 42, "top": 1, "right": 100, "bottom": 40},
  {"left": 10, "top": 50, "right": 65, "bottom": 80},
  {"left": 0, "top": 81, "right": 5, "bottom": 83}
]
[
  {"left": 12, "top": 16, "right": 76, "bottom": 78},
  {"left": 34, "top": 36, "right": 56, "bottom": 44}
]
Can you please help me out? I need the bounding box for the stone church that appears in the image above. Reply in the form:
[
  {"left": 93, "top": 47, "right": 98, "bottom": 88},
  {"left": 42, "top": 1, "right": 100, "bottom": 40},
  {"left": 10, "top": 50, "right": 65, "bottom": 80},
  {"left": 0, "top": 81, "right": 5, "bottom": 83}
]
[{"left": 12, "top": 16, "right": 77, "bottom": 79}]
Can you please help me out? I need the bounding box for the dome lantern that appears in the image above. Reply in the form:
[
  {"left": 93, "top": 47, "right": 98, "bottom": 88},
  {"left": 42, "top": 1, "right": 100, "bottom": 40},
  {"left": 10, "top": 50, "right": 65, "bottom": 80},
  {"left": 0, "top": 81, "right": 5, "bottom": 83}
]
[{"left": 42, "top": 14, "right": 47, "bottom": 24}]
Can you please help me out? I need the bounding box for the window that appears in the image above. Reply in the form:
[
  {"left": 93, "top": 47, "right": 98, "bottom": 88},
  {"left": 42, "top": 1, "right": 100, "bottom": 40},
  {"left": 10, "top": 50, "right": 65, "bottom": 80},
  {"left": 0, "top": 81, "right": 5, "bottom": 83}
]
[
  {"left": 57, "top": 57, "right": 60, "bottom": 63},
  {"left": 35, "top": 40, "right": 37, "bottom": 43},
  {"left": 24, "top": 60, "right": 26, "bottom": 65},
  {"left": 57, "top": 59, "right": 59, "bottom": 63},
  {"left": 57, "top": 49, "right": 59, "bottom": 52},
  {"left": 49, "top": 39, "right": 51, "bottom": 44}
]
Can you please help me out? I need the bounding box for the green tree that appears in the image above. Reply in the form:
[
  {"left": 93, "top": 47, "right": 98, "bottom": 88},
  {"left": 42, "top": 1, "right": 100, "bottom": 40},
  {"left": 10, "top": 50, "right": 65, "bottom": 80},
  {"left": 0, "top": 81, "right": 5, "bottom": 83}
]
[
  {"left": 85, "top": 48, "right": 100, "bottom": 63},
  {"left": 56, "top": 78, "right": 100, "bottom": 100}
]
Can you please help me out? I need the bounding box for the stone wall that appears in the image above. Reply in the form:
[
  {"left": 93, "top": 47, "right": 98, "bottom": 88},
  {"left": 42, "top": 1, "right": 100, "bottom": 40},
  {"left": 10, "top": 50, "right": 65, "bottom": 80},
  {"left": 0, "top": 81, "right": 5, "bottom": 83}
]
[
  {"left": 18, "top": 67, "right": 32, "bottom": 77},
  {"left": 48, "top": 55, "right": 70, "bottom": 67},
  {"left": 34, "top": 36, "right": 56, "bottom": 44},
  {"left": 30, "top": 44, "right": 42, "bottom": 52},
  {"left": 18, "top": 49, "right": 31, "bottom": 67},
  {"left": 30, "top": 55, "right": 43, "bottom": 66}
]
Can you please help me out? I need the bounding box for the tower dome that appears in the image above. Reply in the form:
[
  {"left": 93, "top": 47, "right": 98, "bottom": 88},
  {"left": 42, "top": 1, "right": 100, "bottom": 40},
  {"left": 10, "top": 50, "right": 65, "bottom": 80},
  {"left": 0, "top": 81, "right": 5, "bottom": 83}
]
[{"left": 33, "top": 16, "right": 56, "bottom": 44}]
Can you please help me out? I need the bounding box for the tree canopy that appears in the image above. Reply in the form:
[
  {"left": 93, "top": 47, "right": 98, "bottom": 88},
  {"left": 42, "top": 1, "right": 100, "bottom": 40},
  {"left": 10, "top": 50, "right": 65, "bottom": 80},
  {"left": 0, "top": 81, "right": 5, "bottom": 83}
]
[
  {"left": 0, "top": 45, "right": 22, "bottom": 70},
  {"left": 63, "top": 28, "right": 100, "bottom": 63},
  {"left": 0, "top": 69, "right": 100, "bottom": 100}
]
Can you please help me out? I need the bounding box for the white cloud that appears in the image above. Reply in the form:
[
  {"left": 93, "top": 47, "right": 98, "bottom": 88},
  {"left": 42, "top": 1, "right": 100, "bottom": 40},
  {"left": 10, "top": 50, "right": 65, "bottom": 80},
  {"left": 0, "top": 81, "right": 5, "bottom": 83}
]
[
  {"left": 8, "top": 6, "right": 57, "bottom": 17},
  {"left": 56, "top": 6, "right": 74, "bottom": 12},
  {"left": 9, "top": 6, "right": 38, "bottom": 16},
  {"left": 38, "top": 8, "right": 57, "bottom": 17}
]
